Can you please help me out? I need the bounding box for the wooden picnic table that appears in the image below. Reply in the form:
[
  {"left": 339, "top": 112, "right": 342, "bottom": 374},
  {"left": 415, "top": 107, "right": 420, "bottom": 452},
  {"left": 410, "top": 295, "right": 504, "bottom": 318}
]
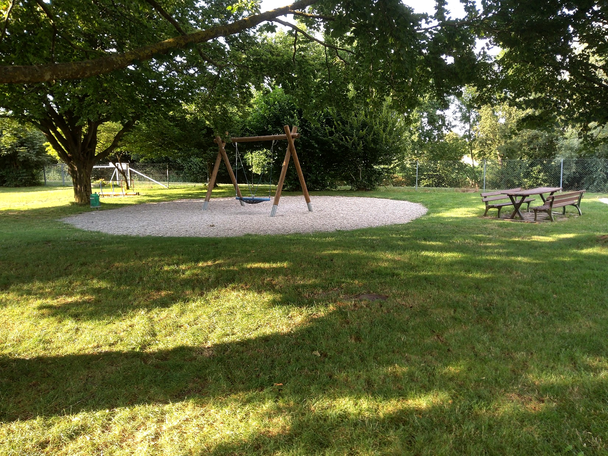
[{"left": 504, "top": 187, "right": 562, "bottom": 220}]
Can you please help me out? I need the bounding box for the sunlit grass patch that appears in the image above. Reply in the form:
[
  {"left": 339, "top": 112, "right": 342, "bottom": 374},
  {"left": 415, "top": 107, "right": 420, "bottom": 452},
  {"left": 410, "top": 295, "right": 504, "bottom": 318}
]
[{"left": 1, "top": 187, "right": 608, "bottom": 454}]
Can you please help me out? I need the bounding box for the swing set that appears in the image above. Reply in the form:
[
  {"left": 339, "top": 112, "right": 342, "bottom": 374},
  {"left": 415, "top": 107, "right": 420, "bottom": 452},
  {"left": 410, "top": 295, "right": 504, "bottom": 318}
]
[{"left": 202, "top": 125, "right": 313, "bottom": 217}]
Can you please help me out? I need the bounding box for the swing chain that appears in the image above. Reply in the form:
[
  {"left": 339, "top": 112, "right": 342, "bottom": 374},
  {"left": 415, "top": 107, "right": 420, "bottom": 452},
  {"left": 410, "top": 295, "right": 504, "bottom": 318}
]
[{"left": 233, "top": 139, "right": 275, "bottom": 203}]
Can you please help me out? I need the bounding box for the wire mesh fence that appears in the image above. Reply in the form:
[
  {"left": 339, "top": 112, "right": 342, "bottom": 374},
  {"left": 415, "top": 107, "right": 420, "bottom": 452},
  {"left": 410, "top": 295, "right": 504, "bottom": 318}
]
[
  {"left": 393, "top": 158, "right": 608, "bottom": 192},
  {"left": 42, "top": 163, "right": 208, "bottom": 191},
  {"left": 41, "top": 158, "right": 608, "bottom": 192}
]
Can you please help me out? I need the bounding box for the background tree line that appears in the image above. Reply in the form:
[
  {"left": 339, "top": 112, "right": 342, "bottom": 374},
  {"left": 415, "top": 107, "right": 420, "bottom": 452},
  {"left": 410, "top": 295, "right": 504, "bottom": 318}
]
[{"left": 1, "top": 1, "right": 606, "bottom": 196}]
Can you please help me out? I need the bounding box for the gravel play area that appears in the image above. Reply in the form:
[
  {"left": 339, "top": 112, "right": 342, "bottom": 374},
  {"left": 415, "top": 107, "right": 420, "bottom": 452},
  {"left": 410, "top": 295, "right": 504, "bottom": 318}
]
[{"left": 62, "top": 196, "right": 427, "bottom": 238}]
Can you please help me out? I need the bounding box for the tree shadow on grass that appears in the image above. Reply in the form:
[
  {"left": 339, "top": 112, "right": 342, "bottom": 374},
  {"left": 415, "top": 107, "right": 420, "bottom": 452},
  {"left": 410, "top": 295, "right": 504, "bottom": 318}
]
[
  {"left": 2, "top": 204, "right": 608, "bottom": 452},
  {"left": 3, "top": 217, "right": 606, "bottom": 320},
  {"left": 2, "top": 298, "right": 607, "bottom": 453}
]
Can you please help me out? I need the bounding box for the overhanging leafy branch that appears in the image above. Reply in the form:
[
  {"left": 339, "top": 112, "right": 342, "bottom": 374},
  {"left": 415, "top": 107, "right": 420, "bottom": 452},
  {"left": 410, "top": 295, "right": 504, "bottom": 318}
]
[{"left": 0, "top": 0, "right": 319, "bottom": 84}]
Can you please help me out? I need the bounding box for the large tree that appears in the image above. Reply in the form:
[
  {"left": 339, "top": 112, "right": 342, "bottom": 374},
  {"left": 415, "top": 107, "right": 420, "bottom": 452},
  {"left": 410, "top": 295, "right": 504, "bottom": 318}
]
[
  {"left": 0, "top": 0, "right": 279, "bottom": 202},
  {"left": 0, "top": 0, "right": 479, "bottom": 203}
]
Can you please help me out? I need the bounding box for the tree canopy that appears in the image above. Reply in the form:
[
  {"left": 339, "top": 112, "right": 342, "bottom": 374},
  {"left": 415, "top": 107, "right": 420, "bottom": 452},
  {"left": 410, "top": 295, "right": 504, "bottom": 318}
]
[
  {"left": 0, "top": 0, "right": 482, "bottom": 202},
  {"left": 479, "top": 0, "right": 608, "bottom": 128},
  {"left": 3, "top": 0, "right": 607, "bottom": 201}
]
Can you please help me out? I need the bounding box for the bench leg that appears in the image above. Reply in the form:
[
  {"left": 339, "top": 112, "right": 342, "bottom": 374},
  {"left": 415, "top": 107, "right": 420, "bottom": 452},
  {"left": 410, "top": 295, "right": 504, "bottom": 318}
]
[
  {"left": 575, "top": 204, "right": 582, "bottom": 216},
  {"left": 484, "top": 207, "right": 489, "bottom": 217},
  {"left": 508, "top": 196, "right": 526, "bottom": 219},
  {"left": 548, "top": 210, "right": 554, "bottom": 222},
  {"left": 497, "top": 207, "right": 502, "bottom": 218},
  {"left": 534, "top": 210, "right": 538, "bottom": 222}
]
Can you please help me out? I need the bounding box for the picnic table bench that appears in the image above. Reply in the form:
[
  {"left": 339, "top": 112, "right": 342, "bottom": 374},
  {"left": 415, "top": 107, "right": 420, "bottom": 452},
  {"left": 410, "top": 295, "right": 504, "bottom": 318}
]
[
  {"left": 531, "top": 190, "right": 585, "bottom": 222},
  {"left": 481, "top": 187, "right": 534, "bottom": 217}
]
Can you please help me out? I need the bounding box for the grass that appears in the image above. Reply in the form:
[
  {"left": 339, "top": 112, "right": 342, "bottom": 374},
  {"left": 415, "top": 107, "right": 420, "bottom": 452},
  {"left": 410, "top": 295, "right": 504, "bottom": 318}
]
[{"left": 1, "top": 185, "right": 608, "bottom": 455}]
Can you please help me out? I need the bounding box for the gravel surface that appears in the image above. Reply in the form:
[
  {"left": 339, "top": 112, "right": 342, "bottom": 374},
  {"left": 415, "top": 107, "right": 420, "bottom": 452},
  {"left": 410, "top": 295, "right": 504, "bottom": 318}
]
[{"left": 62, "top": 196, "right": 427, "bottom": 238}]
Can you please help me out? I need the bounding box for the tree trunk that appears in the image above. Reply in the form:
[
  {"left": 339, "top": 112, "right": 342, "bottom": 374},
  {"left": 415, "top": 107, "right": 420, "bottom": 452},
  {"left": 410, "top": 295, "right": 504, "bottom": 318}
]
[
  {"left": 37, "top": 106, "right": 136, "bottom": 204},
  {"left": 113, "top": 162, "right": 131, "bottom": 190},
  {"left": 69, "top": 160, "right": 94, "bottom": 204}
]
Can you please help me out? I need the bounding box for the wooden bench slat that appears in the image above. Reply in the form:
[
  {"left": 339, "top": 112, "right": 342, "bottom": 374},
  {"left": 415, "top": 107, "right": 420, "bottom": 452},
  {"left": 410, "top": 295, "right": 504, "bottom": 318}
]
[
  {"left": 480, "top": 187, "right": 521, "bottom": 197},
  {"left": 487, "top": 202, "right": 515, "bottom": 208},
  {"left": 553, "top": 190, "right": 585, "bottom": 198},
  {"left": 551, "top": 198, "right": 580, "bottom": 206},
  {"left": 482, "top": 196, "right": 511, "bottom": 202}
]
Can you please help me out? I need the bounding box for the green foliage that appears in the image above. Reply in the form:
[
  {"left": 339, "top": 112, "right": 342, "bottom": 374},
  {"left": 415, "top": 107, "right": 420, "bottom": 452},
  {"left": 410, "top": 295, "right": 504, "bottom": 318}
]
[
  {"left": 0, "top": 0, "right": 257, "bottom": 202},
  {"left": 242, "top": 148, "right": 272, "bottom": 175},
  {"left": 241, "top": 89, "right": 409, "bottom": 191},
  {"left": 328, "top": 101, "right": 409, "bottom": 190},
  {"left": 124, "top": 107, "right": 217, "bottom": 162},
  {"left": 238, "top": 88, "right": 338, "bottom": 191},
  {"left": 506, "top": 129, "right": 557, "bottom": 159},
  {"left": 169, "top": 157, "right": 209, "bottom": 184},
  {"left": 474, "top": 103, "right": 522, "bottom": 160},
  {"left": 480, "top": 0, "right": 608, "bottom": 128},
  {"left": 413, "top": 159, "right": 477, "bottom": 188},
  {"left": 483, "top": 159, "right": 556, "bottom": 190},
  {"left": 472, "top": 103, "right": 559, "bottom": 161},
  {"left": 0, "top": 119, "right": 53, "bottom": 186},
  {"left": 402, "top": 98, "right": 457, "bottom": 160},
  {"left": 561, "top": 157, "right": 608, "bottom": 192}
]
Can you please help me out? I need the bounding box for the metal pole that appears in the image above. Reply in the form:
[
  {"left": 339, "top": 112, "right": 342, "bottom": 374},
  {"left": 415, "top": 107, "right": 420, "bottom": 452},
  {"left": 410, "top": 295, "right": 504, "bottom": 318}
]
[
  {"left": 415, "top": 160, "right": 419, "bottom": 190},
  {"left": 61, "top": 163, "right": 65, "bottom": 186},
  {"left": 560, "top": 158, "right": 564, "bottom": 188},
  {"left": 43, "top": 166, "right": 47, "bottom": 185},
  {"left": 130, "top": 168, "right": 168, "bottom": 188},
  {"left": 167, "top": 164, "right": 169, "bottom": 188},
  {"left": 483, "top": 159, "right": 487, "bottom": 191}
]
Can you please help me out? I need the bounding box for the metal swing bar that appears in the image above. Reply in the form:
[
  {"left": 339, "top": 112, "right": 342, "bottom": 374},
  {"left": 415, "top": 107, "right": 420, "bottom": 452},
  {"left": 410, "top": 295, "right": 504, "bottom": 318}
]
[{"left": 202, "top": 125, "right": 312, "bottom": 217}]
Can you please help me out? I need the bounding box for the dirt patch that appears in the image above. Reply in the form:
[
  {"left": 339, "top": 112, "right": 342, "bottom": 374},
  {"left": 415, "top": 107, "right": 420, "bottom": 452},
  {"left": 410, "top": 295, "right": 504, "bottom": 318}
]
[{"left": 62, "top": 196, "right": 427, "bottom": 238}]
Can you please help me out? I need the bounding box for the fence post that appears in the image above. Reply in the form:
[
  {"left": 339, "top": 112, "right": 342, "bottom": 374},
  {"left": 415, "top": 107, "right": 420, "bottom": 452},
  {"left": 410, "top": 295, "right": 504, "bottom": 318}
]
[
  {"left": 483, "top": 159, "right": 486, "bottom": 191},
  {"left": 61, "top": 163, "right": 66, "bottom": 186},
  {"left": 415, "top": 160, "right": 419, "bottom": 190},
  {"left": 43, "top": 166, "right": 47, "bottom": 185},
  {"left": 560, "top": 158, "right": 563, "bottom": 189},
  {"left": 167, "top": 164, "right": 170, "bottom": 188}
]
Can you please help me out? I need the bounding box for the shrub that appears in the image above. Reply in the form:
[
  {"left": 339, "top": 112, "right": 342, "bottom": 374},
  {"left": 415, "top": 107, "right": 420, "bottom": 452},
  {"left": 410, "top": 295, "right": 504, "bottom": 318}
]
[{"left": 0, "top": 119, "right": 54, "bottom": 187}]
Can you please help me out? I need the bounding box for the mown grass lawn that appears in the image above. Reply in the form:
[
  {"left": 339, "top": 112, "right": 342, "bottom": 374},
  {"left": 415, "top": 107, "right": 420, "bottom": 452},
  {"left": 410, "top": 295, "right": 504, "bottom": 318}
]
[{"left": 1, "top": 185, "right": 607, "bottom": 455}]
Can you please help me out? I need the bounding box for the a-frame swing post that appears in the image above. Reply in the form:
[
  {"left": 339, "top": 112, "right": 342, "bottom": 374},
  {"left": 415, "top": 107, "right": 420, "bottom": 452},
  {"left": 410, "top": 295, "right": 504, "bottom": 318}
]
[
  {"left": 203, "top": 136, "right": 244, "bottom": 210},
  {"left": 270, "top": 127, "right": 293, "bottom": 216},
  {"left": 270, "top": 126, "right": 313, "bottom": 217},
  {"left": 285, "top": 124, "right": 312, "bottom": 213}
]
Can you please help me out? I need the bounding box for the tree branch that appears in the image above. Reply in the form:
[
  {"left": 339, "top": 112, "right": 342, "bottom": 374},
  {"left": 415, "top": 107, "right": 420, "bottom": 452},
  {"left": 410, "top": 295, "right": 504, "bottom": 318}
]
[
  {"left": 83, "top": 120, "right": 100, "bottom": 154},
  {"left": 34, "top": 0, "right": 91, "bottom": 58},
  {"left": 38, "top": 118, "right": 71, "bottom": 163},
  {"left": 143, "top": 0, "right": 187, "bottom": 35},
  {"left": 290, "top": 11, "right": 334, "bottom": 21},
  {"left": 96, "top": 120, "right": 137, "bottom": 163},
  {"left": 0, "top": 0, "right": 14, "bottom": 44},
  {"left": 0, "top": 0, "right": 319, "bottom": 84},
  {"left": 144, "top": 0, "right": 229, "bottom": 70},
  {"left": 271, "top": 18, "right": 353, "bottom": 55}
]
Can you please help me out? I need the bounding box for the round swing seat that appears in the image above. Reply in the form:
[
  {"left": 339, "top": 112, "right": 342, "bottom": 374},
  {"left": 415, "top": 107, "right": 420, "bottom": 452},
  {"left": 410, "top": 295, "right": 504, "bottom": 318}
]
[{"left": 236, "top": 196, "right": 271, "bottom": 204}]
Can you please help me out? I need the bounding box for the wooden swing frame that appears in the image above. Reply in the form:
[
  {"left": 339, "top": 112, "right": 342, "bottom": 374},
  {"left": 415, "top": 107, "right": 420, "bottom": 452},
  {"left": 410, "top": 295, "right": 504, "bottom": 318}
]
[{"left": 202, "top": 125, "right": 312, "bottom": 217}]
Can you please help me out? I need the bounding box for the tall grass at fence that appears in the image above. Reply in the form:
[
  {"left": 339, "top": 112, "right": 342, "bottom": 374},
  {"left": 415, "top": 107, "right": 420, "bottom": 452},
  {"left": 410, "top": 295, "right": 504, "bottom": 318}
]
[{"left": 1, "top": 186, "right": 608, "bottom": 454}]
